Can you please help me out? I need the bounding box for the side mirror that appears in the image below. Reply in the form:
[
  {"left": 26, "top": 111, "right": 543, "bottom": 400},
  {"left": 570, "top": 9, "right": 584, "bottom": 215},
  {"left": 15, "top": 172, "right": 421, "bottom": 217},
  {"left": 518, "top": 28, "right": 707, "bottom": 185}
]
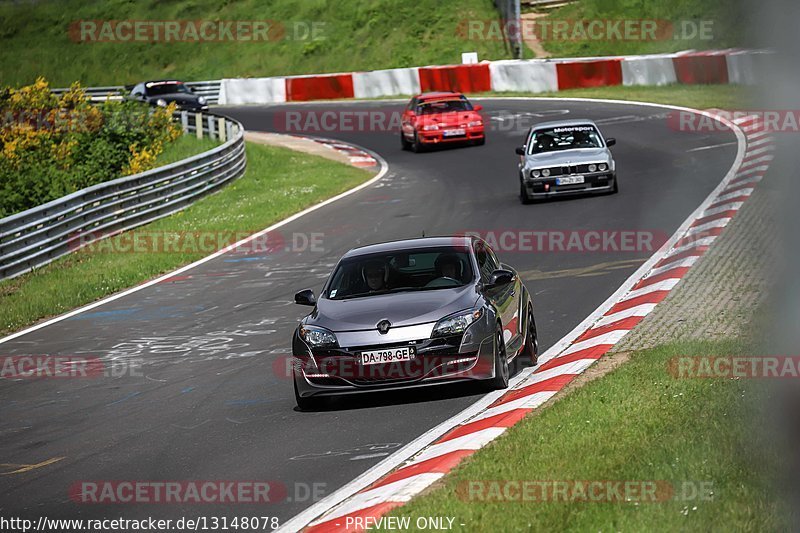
[
  {"left": 294, "top": 289, "right": 316, "bottom": 306},
  {"left": 606, "top": 137, "right": 616, "bottom": 147},
  {"left": 473, "top": 104, "right": 483, "bottom": 111},
  {"left": 515, "top": 146, "right": 526, "bottom": 156},
  {"left": 486, "top": 269, "right": 514, "bottom": 289}
]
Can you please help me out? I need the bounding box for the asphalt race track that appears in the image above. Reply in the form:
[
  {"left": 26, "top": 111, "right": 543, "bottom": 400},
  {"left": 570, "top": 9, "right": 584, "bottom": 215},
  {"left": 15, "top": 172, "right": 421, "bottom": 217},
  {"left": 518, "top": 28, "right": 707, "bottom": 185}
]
[{"left": 0, "top": 99, "right": 738, "bottom": 524}]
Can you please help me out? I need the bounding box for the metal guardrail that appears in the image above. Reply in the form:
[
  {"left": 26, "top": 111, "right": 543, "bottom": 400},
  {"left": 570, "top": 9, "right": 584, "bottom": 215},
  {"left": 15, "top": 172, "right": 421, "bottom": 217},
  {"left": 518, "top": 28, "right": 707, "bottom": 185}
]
[
  {"left": 0, "top": 111, "right": 246, "bottom": 280},
  {"left": 51, "top": 80, "right": 222, "bottom": 104}
]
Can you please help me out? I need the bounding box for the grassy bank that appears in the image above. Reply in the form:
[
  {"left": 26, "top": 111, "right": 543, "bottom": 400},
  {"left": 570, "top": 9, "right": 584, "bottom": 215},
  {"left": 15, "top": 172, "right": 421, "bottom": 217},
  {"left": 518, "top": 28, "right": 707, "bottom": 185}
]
[
  {"left": 0, "top": 0, "right": 508, "bottom": 87},
  {"left": 383, "top": 339, "right": 785, "bottom": 531},
  {"left": 0, "top": 141, "right": 372, "bottom": 335},
  {"left": 534, "top": 0, "right": 749, "bottom": 58}
]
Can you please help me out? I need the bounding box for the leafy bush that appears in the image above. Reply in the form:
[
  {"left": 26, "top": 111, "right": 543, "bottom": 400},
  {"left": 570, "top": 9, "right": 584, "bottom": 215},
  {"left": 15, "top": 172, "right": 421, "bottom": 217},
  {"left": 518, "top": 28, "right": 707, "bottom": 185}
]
[{"left": 0, "top": 78, "right": 181, "bottom": 217}]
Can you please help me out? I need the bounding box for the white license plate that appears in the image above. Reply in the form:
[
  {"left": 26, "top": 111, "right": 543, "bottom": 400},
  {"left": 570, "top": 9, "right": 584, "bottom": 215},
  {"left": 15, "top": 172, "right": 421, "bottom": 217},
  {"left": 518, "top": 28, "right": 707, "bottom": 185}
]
[
  {"left": 359, "top": 347, "right": 416, "bottom": 365},
  {"left": 556, "top": 175, "right": 585, "bottom": 185},
  {"left": 443, "top": 128, "right": 466, "bottom": 137}
]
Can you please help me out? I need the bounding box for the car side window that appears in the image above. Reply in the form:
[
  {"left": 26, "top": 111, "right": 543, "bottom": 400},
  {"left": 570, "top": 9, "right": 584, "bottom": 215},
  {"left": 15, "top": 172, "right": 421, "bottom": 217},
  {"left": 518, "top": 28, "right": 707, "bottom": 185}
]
[{"left": 475, "top": 242, "right": 499, "bottom": 281}]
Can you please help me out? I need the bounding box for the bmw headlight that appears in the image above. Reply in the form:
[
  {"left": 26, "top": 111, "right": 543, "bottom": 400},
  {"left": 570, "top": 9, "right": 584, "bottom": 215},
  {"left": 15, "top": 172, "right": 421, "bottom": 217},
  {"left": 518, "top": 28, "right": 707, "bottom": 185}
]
[
  {"left": 198, "top": 96, "right": 207, "bottom": 105},
  {"left": 599, "top": 163, "right": 608, "bottom": 171},
  {"left": 155, "top": 98, "right": 168, "bottom": 107},
  {"left": 542, "top": 168, "right": 550, "bottom": 177},
  {"left": 532, "top": 169, "right": 541, "bottom": 178},
  {"left": 432, "top": 308, "right": 484, "bottom": 338},
  {"left": 299, "top": 325, "right": 338, "bottom": 348},
  {"left": 467, "top": 120, "right": 482, "bottom": 127},
  {"left": 588, "top": 164, "right": 597, "bottom": 172},
  {"left": 422, "top": 124, "right": 440, "bottom": 131}
]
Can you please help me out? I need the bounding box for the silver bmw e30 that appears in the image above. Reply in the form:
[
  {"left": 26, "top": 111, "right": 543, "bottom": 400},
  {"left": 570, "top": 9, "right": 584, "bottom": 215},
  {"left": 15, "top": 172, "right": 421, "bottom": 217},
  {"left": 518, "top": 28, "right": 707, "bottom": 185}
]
[
  {"left": 516, "top": 119, "right": 618, "bottom": 203},
  {"left": 291, "top": 236, "right": 539, "bottom": 410}
]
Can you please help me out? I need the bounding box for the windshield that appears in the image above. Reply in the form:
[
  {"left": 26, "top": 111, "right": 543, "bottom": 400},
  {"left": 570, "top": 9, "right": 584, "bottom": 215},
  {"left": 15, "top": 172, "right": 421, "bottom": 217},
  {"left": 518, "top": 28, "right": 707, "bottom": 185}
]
[
  {"left": 529, "top": 125, "right": 603, "bottom": 154},
  {"left": 325, "top": 247, "right": 474, "bottom": 300},
  {"left": 417, "top": 99, "right": 473, "bottom": 115},
  {"left": 145, "top": 82, "right": 192, "bottom": 96}
]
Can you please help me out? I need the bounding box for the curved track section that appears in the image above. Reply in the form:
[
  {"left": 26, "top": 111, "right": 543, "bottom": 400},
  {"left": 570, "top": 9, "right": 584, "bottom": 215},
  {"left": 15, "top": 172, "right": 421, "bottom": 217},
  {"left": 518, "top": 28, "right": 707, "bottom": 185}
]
[{"left": 0, "top": 99, "right": 737, "bottom": 524}]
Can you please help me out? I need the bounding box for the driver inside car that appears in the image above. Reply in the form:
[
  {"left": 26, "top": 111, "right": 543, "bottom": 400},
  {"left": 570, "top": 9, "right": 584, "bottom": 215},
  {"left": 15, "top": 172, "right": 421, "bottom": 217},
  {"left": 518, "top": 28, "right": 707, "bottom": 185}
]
[
  {"left": 434, "top": 253, "right": 462, "bottom": 281},
  {"left": 363, "top": 261, "right": 388, "bottom": 292}
]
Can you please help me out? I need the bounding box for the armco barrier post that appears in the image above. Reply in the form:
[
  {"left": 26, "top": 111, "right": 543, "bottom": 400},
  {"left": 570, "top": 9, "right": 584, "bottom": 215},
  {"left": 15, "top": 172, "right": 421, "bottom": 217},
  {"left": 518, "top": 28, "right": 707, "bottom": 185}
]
[
  {"left": 218, "top": 117, "right": 226, "bottom": 142},
  {"left": 181, "top": 111, "right": 189, "bottom": 132},
  {"left": 207, "top": 115, "right": 215, "bottom": 139},
  {"left": 195, "top": 113, "right": 203, "bottom": 139}
]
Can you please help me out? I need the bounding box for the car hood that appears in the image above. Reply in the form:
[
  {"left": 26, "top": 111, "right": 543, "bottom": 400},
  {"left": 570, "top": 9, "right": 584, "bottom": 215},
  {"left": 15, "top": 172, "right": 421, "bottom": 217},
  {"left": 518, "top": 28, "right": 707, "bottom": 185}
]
[
  {"left": 524, "top": 147, "right": 611, "bottom": 167},
  {"left": 419, "top": 111, "right": 480, "bottom": 127},
  {"left": 310, "top": 284, "right": 479, "bottom": 332}
]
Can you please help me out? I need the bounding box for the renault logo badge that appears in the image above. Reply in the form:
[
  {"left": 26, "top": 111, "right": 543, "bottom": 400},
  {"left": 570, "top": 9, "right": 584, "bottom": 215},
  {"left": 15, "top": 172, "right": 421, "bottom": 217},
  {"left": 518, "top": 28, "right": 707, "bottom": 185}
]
[{"left": 377, "top": 320, "right": 392, "bottom": 334}]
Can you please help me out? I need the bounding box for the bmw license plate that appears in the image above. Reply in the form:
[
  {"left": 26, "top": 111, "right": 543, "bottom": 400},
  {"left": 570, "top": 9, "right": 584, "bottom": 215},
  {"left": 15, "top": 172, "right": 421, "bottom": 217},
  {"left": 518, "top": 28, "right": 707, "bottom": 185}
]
[
  {"left": 359, "top": 347, "right": 416, "bottom": 365},
  {"left": 443, "top": 129, "right": 466, "bottom": 137},
  {"left": 556, "top": 175, "right": 585, "bottom": 185}
]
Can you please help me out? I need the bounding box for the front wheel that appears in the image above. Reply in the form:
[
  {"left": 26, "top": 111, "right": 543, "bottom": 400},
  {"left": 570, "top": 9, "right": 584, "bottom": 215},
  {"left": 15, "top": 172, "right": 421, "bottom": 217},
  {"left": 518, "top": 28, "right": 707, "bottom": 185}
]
[
  {"left": 612, "top": 176, "right": 619, "bottom": 194},
  {"left": 519, "top": 180, "right": 532, "bottom": 205},
  {"left": 486, "top": 325, "right": 510, "bottom": 390},
  {"left": 400, "top": 131, "right": 411, "bottom": 150},
  {"left": 411, "top": 131, "right": 424, "bottom": 153}
]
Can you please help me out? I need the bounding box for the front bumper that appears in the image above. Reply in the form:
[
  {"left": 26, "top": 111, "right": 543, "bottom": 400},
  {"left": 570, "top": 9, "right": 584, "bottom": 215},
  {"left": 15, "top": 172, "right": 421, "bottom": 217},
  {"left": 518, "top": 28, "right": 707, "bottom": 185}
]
[
  {"left": 293, "top": 324, "right": 496, "bottom": 398},
  {"left": 522, "top": 172, "right": 616, "bottom": 198},
  {"left": 418, "top": 127, "right": 484, "bottom": 145}
]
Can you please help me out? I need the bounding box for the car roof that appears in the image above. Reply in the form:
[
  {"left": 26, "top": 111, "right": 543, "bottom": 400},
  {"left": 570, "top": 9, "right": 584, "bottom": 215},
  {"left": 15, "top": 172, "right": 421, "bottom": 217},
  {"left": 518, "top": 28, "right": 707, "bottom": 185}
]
[
  {"left": 342, "top": 236, "right": 475, "bottom": 259},
  {"left": 415, "top": 91, "right": 465, "bottom": 101},
  {"left": 144, "top": 80, "right": 186, "bottom": 86},
  {"left": 530, "top": 118, "right": 599, "bottom": 131}
]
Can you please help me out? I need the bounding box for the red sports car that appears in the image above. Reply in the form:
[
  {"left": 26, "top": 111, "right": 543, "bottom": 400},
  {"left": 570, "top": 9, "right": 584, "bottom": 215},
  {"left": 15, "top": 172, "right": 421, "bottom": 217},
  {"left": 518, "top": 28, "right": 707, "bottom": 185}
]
[{"left": 400, "top": 92, "right": 485, "bottom": 152}]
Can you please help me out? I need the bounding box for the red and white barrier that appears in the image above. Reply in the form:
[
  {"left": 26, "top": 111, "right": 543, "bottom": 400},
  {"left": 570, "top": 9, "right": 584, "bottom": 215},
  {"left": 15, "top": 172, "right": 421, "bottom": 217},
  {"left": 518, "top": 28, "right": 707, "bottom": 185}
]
[
  {"left": 353, "top": 67, "right": 420, "bottom": 99},
  {"left": 218, "top": 50, "right": 767, "bottom": 105},
  {"left": 621, "top": 55, "right": 677, "bottom": 86},
  {"left": 489, "top": 60, "right": 558, "bottom": 93}
]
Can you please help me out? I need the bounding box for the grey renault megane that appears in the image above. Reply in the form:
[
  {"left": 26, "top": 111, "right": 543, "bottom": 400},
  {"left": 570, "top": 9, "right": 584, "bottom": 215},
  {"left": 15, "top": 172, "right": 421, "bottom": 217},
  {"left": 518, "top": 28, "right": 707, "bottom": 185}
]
[{"left": 291, "top": 236, "right": 538, "bottom": 410}]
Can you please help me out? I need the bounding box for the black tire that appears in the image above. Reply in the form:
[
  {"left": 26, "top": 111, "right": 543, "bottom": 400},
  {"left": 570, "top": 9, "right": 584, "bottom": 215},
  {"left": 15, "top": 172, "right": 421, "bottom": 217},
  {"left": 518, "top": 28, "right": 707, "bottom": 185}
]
[
  {"left": 411, "top": 131, "right": 424, "bottom": 153},
  {"left": 486, "top": 325, "right": 510, "bottom": 390},
  {"left": 400, "top": 131, "right": 411, "bottom": 151},
  {"left": 473, "top": 137, "right": 485, "bottom": 146},
  {"left": 521, "top": 305, "right": 539, "bottom": 366},
  {"left": 294, "top": 378, "right": 324, "bottom": 411},
  {"left": 519, "top": 180, "right": 532, "bottom": 205},
  {"left": 612, "top": 176, "right": 619, "bottom": 194}
]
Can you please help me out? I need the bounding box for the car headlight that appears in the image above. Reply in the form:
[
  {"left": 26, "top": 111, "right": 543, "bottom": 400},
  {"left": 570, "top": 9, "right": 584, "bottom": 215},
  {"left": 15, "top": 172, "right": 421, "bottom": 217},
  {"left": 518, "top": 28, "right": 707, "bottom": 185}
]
[
  {"left": 432, "top": 308, "right": 484, "bottom": 338},
  {"left": 422, "top": 124, "right": 440, "bottom": 131},
  {"left": 467, "top": 120, "right": 482, "bottom": 127},
  {"left": 198, "top": 96, "right": 207, "bottom": 105},
  {"left": 532, "top": 169, "right": 541, "bottom": 178},
  {"left": 155, "top": 98, "right": 167, "bottom": 107},
  {"left": 588, "top": 164, "right": 597, "bottom": 172},
  {"left": 541, "top": 168, "right": 550, "bottom": 177},
  {"left": 599, "top": 163, "right": 608, "bottom": 171},
  {"left": 299, "top": 325, "right": 338, "bottom": 348}
]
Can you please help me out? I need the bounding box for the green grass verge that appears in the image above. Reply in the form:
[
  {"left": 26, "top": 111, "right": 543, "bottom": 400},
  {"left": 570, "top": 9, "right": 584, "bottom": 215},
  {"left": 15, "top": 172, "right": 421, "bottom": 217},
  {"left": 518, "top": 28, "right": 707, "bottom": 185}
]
[
  {"left": 382, "top": 339, "right": 786, "bottom": 531},
  {"left": 0, "top": 141, "right": 372, "bottom": 335},
  {"left": 0, "top": 0, "right": 508, "bottom": 87},
  {"left": 154, "top": 134, "right": 219, "bottom": 166},
  {"left": 534, "top": 0, "right": 749, "bottom": 58}
]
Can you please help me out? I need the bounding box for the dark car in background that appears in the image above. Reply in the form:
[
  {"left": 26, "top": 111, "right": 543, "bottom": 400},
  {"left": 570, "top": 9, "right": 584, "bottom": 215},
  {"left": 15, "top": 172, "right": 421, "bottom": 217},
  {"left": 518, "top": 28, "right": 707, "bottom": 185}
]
[
  {"left": 291, "top": 236, "right": 538, "bottom": 410},
  {"left": 127, "top": 80, "right": 208, "bottom": 112}
]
